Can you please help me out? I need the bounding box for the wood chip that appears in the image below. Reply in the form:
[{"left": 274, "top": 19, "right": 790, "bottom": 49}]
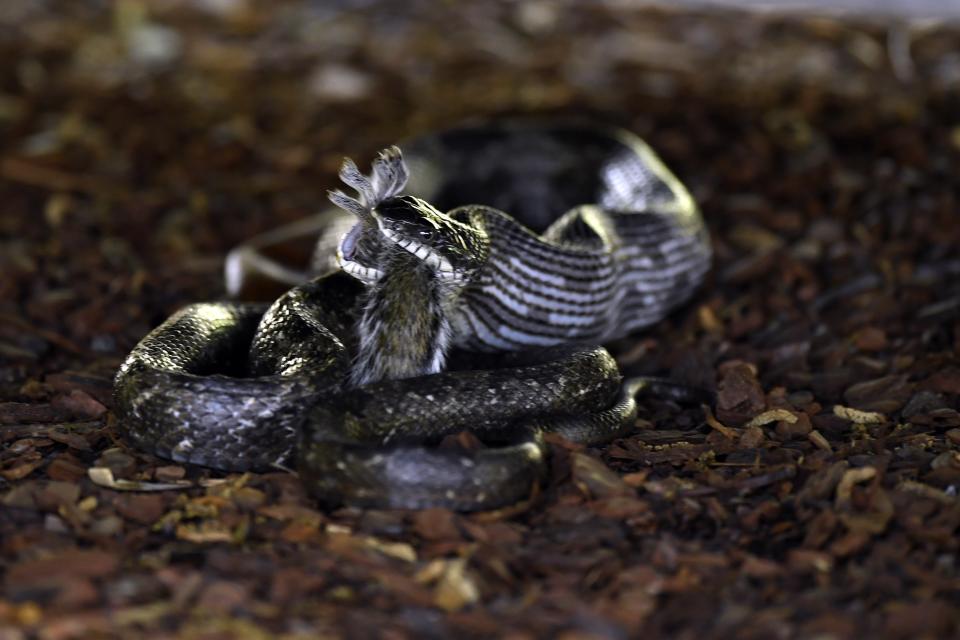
[
  {"left": 745, "top": 409, "right": 798, "bottom": 427},
  {"left": 434, "top": 559, "right": 479, "bottom": 612},
  {"left": 833, "top": 405, "right": 886, "bottom": 424},
  {"left": 88, "top": 467, "right": 193, "bottom": 491}
]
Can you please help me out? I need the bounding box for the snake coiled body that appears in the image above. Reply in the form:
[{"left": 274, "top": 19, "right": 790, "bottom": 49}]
[{"left": 114, "top": 121, "right": 710, "bottom": 511}]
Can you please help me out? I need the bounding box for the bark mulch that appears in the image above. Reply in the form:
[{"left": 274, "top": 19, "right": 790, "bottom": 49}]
[{"left": 1, "top": 2, "right": 959, "bottom": 638}]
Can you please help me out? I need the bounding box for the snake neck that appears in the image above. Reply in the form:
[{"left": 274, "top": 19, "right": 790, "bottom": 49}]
[
  {"left": 350, "top": 247, "right": 456, "bottom": 387},
  {"left": 448, "top": 204, "right": 710, "bottom": 352}
]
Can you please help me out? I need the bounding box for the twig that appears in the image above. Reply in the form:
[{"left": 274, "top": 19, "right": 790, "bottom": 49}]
[
  {"left": 0, "top": 312, "right": 89, "bottom": 356},
  {"left": 702, "top": 404, "right": 738, "bottom": 439},
  {"left": 0, "top": 157, "right": 127, "bottom": 199},
  {"left": 734, "top": 465, "right": 796, "bottom": 494}
]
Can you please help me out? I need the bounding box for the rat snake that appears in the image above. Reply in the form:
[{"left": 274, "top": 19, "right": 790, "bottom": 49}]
[{"left": 114, "top": 121, "right": 711, "bottom": 511}]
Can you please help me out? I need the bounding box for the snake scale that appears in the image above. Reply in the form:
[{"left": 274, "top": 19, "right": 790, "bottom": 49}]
[{"left": 114, "top": 121, "right": 711, "bottom": 511}]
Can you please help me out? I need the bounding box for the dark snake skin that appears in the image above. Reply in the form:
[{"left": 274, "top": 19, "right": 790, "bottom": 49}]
[{"left": 114, "top": 121, "right": 711, "bottom": 511}]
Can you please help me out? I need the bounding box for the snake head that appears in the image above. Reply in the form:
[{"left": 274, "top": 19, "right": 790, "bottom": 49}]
[
  {"left": 330, "top": 146, "right": 487, "bottom": 287},
  {"left": 374, "top": 195, "right": 487, "bottom": 285}
]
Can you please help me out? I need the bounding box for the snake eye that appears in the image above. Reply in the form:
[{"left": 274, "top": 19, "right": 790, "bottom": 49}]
[{"left": 419, "top": 229, "right": 435, "bottom": 241}]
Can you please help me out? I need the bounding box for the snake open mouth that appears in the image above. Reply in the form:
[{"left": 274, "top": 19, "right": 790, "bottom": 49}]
[{"left": 337, "top": 223, "right": 383, "bottom": 283}]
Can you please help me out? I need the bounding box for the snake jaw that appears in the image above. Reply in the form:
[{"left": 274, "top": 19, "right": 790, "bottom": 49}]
[
  {"left": 337, "top": 223, "right": 384, "bottom": 284},
  {"left": 372, "top": 196, "right": 488, "bottom": 287},
  {"left": 378, "top": 225, "right": 458, "bottom": 280},
  {"left": 338, "top": 256, "right": 384, "bottom": 284}
]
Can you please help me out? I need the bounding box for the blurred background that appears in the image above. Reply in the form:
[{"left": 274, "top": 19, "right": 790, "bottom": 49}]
[{"left": 1, "top": 0, "right": 958, "bottom": 353}]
